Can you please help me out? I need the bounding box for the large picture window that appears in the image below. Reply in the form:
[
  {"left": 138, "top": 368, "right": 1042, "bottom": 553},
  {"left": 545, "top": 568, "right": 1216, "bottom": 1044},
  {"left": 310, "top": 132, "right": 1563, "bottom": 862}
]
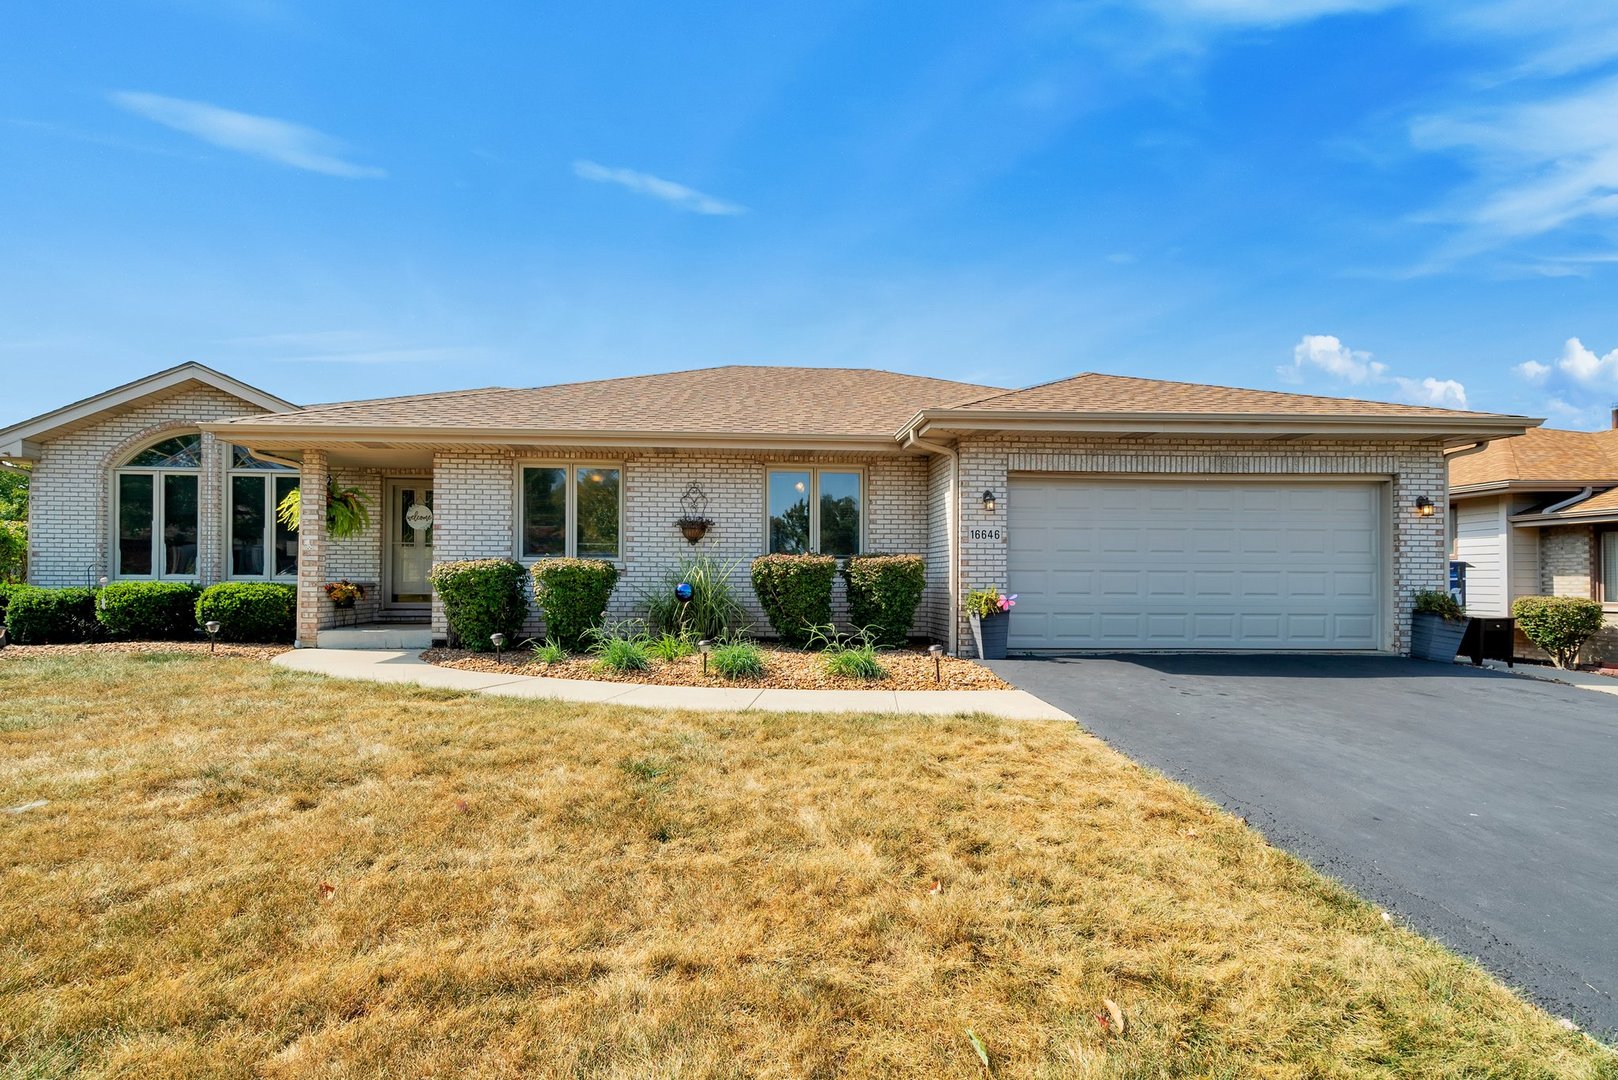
[
  {"left": 115, "top": 434, "right": 202, "bottom": 579},
  {"left": 520, "top": 464, "right": 621, "bottom": 560},
  {"left": 767, "top": 468, "right": 862, "bottom": 556},
  {"left": 228, "top": 446, "right": 298, "bottom": 579}
]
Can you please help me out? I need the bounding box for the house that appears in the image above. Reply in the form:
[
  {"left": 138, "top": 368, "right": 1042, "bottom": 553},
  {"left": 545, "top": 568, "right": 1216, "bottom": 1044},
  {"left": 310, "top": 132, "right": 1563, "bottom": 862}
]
[
  {"left": 1, "top": 361, "right": 1533, "bottom": 655},
  {"left": 1447, "top": 414, "right": 1618, "bottom": 664}
]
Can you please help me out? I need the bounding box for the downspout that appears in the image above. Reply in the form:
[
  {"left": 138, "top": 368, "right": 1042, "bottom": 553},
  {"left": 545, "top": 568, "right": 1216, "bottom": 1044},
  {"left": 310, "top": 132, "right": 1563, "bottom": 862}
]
[
  {"left": 1539, "top": 487, "right": 1596, "bottom": 515},
  {"left": 903, "top": 432, "right": 960, "bottom": 656}
]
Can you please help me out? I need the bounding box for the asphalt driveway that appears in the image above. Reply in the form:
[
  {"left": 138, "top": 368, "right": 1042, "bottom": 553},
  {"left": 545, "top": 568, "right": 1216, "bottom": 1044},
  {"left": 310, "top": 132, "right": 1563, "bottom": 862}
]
[{"left": 989, "top": 654, "right": 1618, "bottom": 1038}]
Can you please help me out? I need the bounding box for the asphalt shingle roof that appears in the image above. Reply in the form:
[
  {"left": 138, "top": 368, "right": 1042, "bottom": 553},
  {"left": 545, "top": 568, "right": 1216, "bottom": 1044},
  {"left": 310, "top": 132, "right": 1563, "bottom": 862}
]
[{"left": 1449, "top": 425, "right": 1618, "bottom": 488}]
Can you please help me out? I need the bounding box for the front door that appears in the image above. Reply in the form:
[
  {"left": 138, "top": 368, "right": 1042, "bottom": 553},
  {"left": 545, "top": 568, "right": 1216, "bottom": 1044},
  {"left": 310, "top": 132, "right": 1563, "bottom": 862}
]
[{"left": 385, "top": 479, "right": 433, "bottom": 610}]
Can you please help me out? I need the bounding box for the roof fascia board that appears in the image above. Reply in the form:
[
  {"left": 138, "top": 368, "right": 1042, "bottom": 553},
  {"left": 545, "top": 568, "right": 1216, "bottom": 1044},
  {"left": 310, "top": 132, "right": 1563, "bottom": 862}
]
[
  {"left": 1450, "top": 480, "right": 1617, "bottom": 497},
  {"left": 0, "top": 362, "right": 295, "bottom": 459},
  {"left": 904, "top": 409, "right": 1536, "bottom": 443},
  {"left": 204, "top": 423, "right": 906, "bottom": 455}
]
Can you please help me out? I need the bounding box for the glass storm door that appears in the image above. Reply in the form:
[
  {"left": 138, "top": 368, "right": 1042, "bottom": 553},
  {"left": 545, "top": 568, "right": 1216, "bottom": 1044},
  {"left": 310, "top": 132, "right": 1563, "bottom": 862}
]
[{"left": 386, "top": 479, "right": 433, "bottom": 608}]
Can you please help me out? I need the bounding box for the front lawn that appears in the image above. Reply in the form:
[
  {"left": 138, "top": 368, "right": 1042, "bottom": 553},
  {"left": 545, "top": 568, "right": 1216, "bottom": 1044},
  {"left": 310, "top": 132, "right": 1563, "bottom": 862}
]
[{"left": 0, "top": 654, "right": 1610, "bottom": 1077}]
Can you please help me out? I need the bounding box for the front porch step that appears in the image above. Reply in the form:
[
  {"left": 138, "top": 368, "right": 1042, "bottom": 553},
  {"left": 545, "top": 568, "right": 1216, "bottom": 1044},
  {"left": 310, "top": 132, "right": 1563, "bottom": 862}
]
[{"left": 316, "top": 623, "right": 433, "bottom": 650}]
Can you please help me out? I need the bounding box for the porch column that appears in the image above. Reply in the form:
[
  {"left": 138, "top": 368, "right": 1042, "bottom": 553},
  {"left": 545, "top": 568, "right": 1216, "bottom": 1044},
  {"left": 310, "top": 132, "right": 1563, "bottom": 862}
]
[{"left": 296, "top": 449, "right": 329, "bottom": 648}]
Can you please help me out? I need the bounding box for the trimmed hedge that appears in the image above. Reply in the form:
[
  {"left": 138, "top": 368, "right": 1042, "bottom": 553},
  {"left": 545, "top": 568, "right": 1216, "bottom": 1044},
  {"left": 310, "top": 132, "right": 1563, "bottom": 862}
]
[
  {"left": 97, "top": 581, "right": 201, "bottom": 640},
  {"left": 5, "top": 586, "right": 99, "bottom": 644},
  {"left": 841, "top": 554, "right": 926, "bottom": 647},
  {"left": 431, "top": 559, "right": 529, "bottom": 651},
  {"left": 0, "top": 582, "right": 23, "bottom": 625},
  {"left": 1512, "top": 595, "right": 1606, "bottom": 669},
  {"left": 751, "top": 554, "right": 836, "bottom": 645},
  {"left": 530, "top": 558, "right": 618, "bottom": 649},
  {"left": 195, "top": 582, "right": 297, "bottom": 643}
]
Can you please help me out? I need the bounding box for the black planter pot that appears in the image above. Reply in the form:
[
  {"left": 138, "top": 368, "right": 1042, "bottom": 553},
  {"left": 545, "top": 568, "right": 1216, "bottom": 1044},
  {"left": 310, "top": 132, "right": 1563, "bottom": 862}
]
[
  {"left": 1410, "top": 611, "right": 1466, "bottom": 663},
  {"left": 975, "top": 613, "right": 1010, "bottom": 660}
]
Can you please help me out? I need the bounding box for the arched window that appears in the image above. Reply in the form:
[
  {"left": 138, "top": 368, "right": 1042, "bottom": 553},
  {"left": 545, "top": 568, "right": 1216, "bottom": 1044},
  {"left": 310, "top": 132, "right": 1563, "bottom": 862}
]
[
  {"left": 115, "top": 434, "right": 202, "bottom": 578},
  {"left": 227, "top": 446, "right": 298, "bottom": 579}
]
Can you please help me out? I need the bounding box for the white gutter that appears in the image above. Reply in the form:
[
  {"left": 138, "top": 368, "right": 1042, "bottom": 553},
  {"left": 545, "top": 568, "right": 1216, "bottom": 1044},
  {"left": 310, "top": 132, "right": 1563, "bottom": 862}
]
[
  {"left": 903, "top": 433, "right": 961, "bottom": 657},
  {"left": 1540, "top": 487, "right": 1596, "bottom": 516}
]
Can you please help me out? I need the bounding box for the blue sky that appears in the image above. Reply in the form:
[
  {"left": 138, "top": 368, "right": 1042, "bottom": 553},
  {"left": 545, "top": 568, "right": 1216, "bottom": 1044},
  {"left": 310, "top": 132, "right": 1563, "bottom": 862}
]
[{"left": 6, "top": 1, "right": 1618, "bottom": 427}]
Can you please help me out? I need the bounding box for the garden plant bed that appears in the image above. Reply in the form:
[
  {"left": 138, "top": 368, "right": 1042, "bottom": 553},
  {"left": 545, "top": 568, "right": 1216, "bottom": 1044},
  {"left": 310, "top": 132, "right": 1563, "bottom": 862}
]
[
  {"left": 0, "top": 640, "right": 289, "bottom": 662},
  {"left": 422, "top": 644, "right": 1013, "bottom": 691}
]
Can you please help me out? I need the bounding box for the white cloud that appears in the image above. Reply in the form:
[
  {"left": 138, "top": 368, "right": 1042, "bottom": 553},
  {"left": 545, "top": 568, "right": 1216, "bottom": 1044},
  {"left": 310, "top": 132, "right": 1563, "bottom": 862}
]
[
  {"left": 1409, "top": 76, "right": 1618, "bottom": 257},
  {"left": 1140, "top": 0, "right": 1397, "bottom": 26},
  {"left": 572, "top": 160, "right": 746, "bottom": 216},
  {"left": 1392, "top": 375, "right": 1468, "bottom": 409},
  {"left": 1280, "top": 333, "right": 1387, "bottom": 383},
  {"left": 1513, "top": 359, "right": 1552, "bottom": 381},
  {"left": 1279, "top": 333, "right": 1468, "bottom": 409},
  {"left": 1553, "top": 336, "right": 1618, "bottom": 385},
  {"left": 109, "top": 91, "right": 384, "bottom": 178}
]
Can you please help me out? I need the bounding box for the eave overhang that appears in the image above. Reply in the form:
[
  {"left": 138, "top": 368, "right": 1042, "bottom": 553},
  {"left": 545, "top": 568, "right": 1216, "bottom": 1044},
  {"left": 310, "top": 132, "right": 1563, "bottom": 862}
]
[
  {"left": 898, "top": 408, "right": 1539, "bottom": 448},
  {"left": 201, "top": 422, "right": 911, "bottom": 456}
]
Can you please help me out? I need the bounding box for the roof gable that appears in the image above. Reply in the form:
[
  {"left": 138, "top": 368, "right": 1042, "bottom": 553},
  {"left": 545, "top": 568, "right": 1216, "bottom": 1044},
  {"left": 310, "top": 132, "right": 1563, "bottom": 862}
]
[{"left": 0, "top": 362, "right": 294, "bottom": 460}]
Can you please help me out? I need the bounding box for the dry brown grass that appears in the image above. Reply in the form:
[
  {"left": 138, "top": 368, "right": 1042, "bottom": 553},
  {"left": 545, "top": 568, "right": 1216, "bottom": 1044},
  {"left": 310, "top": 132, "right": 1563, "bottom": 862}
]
[{"left": 0, "top": 652, "right": 1612, "bottom": 1079}]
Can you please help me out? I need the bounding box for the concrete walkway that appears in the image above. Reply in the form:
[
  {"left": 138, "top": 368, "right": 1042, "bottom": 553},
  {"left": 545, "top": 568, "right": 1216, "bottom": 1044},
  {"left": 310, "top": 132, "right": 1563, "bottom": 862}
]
[
  {"left": 272, "top": 648, "right": 1073, "bottom": 720},
  {"left": 1480, "top": 658, "right": 1618, "bottom": 696}
]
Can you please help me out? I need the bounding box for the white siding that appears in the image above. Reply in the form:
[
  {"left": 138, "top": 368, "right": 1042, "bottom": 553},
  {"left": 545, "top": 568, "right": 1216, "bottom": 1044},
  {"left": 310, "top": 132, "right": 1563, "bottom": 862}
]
[
  {"left": 1507, "top": 496, "right": 1540, "bottom": 609},
  {"left": 1454, "top": 497, "right": 1506, "bottom": 615}
]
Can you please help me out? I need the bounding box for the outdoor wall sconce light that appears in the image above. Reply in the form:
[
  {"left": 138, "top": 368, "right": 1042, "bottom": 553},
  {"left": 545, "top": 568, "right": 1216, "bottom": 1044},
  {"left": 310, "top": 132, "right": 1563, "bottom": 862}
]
[
  {"left": 928, "top": 643, "right": 944, "bottom": 682},
  {"left": 698, "top": 638, "right": 714, "bottom": 676},
  {"left": 1415, "top": 496, "right": 1435, "bottom": 517},
  {"left": 491, "top": 632, "right": 507, "bottom": 660},
  {"left": 981, "top": 490, "right": 997, "bottom": 513},
  {"left": 204, "top": 621, "right": 221, "bottom": 654}
]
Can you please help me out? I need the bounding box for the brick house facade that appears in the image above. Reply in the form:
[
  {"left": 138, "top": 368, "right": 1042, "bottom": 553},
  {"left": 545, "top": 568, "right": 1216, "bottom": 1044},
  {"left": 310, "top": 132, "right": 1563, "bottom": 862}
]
[{"left": 3, "top": 363, "right": 1532, "bottom": 657}]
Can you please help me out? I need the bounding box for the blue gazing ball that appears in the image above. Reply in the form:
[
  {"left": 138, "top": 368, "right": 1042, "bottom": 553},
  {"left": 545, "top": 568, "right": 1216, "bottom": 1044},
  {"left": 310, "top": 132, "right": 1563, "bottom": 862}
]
[{"left": 675, "top": 582, "right": 694, "bottom": 603}]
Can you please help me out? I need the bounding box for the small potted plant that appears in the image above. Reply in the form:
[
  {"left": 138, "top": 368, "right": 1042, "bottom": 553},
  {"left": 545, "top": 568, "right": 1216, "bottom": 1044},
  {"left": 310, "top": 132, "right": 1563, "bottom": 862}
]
[
  {"left": 964, "top": 586, "right": 1016, "bottom": 660},
  {"left": 1410, "top": 588, "right": 1466, "bottom": 663},
  {"left": 324, "top": 580, "right": 364, "bottom": 609}
]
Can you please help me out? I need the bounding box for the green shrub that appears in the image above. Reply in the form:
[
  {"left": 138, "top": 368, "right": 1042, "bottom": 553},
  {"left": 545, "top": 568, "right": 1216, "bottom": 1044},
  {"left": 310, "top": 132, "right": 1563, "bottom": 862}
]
[
  {"left": 0, "top": 519, "right": 25, "bottom": 583},
  {"left": 643, "top": 554, "right": 748, "bottom": 639},
  {"left": 429, "top": 559, "right": 528, "bottom": 652},
  {"left": 647, "top": 631, "right": 695, "bottom": 661},
  {"left": 751, "top": 554, "right": 836, "bottom": 645},
  {"left": 530, "top": 558, "right": 619, "bottom": 649},
  {"left": 589, "top": 619, "right": 651, "bottom": 673},
  {"left": 195, "top": 582, "right": 296, "bottom": 643},
  {"left": 1413, "top": 589, "right": 1465, "bottom": 622},
  {"left": 4, "top": 586, "right": 98, "bottom": 644},
  {"left": 841, "top": 554, "right": 926, "bottom": 647},
  {"left": 96, "top": 581, "right": 201, "bottom": 640},
  {"left": 0, "top": 582, "right": 23, "bottom": 624},
  {"left": 807, "top": 624, "right": 888, "bottom": 681},
  {"left": 1512, "top": 595, "right": 1606, "bottom": 669},
  {"left": 530, "top": 637, "right": 567, "bottom": 665},
  {"left": 710, "top": 639, "right": 765, "bottom": 679}
]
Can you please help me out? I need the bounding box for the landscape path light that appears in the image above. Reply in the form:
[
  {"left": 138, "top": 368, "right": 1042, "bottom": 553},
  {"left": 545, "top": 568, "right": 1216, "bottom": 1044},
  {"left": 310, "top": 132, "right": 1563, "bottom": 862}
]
[
  {"left": 698, "top": 638, "right": 713, "bottom": 676},
  {"left": 491, "top": 632, "right": 507, "bottom": 660},
  {"left": 204, "top": 620, "right": 221, "bottom": 654},
  {"left": 928, "top": 643, "right": 944, "bottom": 682}
]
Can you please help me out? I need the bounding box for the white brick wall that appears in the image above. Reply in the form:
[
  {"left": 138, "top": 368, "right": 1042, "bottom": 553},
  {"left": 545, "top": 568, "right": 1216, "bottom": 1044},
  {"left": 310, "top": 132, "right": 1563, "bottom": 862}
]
[
  {"left": 422, "top": 447, "right": 932, "bottom": 641},
  {"left": 949, "top": 434, "right": 1449, "bottom": 656},
  {"left": 28, "top": 386, "right": 271, "bottom": 587}
]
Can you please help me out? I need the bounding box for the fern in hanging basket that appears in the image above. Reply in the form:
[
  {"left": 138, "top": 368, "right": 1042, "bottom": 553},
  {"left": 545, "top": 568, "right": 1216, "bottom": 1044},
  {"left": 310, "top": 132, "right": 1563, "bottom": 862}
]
[{"left": 276, "top": 481, "right": 372, "bottom": 541}]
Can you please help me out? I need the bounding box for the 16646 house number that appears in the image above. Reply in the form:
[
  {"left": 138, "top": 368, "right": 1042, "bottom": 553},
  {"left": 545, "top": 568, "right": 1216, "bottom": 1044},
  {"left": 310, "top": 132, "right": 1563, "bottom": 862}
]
[{"left": 969, "top": 526, "right": 1004, "bottom": 541}]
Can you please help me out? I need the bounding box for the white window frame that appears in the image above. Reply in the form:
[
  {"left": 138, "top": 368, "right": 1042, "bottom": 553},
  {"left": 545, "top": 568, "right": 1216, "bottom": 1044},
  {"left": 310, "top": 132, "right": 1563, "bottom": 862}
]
[
  {"left": 225, "top": 465, "right": 300, "bottom": 581},
  {"left": 765, "top": 466, "right": 866, "bottom": 557},
  {"left": 113, "top": 453, "right": 202, "bottom": 582},
  {"left": 514, "top": 460, "right": 625, "bottom": 563}
]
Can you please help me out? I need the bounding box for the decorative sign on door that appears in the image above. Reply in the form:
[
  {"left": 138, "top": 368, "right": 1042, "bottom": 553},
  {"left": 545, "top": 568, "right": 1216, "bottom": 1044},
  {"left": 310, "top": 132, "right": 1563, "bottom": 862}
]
[{"left": 405, "top": 502, "right": 435, "bottom": 531}]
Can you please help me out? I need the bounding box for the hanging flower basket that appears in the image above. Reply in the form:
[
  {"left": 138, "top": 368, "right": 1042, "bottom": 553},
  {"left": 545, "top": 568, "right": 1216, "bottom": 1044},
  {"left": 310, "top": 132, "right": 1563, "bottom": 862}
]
[
  {"left": 677, "top": 515, "right": 714, "bottom": 544},
  {"left": 675, "top": 482, "right": 713, "bottom": 544}
]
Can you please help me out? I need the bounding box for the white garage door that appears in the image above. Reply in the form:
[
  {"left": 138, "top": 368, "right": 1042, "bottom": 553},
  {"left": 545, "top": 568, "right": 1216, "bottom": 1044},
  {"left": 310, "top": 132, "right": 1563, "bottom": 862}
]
[{"left": 1006, "top": 477, "right": 1382, "bottom": 651}]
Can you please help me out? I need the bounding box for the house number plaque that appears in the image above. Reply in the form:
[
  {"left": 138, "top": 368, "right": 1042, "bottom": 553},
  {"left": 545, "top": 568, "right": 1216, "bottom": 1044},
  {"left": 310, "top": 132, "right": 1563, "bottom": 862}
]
[{"left": 969, "top": 527, "right": 1004, "bottom": 541}]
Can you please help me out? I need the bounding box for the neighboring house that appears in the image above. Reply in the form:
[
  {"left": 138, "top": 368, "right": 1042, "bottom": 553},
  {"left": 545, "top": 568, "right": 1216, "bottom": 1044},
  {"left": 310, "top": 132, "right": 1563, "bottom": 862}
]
[
  {"left": 1, "top": 361, "right": 1532, "bottom": 655},
  {"left": 1447, "top": 416, "right": 1618, "bottom": 664}
]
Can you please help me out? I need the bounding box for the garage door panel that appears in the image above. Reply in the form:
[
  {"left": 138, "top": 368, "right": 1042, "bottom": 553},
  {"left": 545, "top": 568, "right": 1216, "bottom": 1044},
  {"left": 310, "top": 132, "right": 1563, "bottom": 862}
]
[{"left": 1007, "top": 478, "right": 1381, "bottom": 651}]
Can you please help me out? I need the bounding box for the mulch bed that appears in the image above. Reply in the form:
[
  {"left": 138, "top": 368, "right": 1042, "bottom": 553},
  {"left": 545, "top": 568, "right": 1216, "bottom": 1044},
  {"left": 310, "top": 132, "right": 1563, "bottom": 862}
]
[
  {"left": 0, "top": 641, "right": 290, "bottom": 662},
  {"left": 422, "top": 644, "right": 1011, "bottom": 691}
]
